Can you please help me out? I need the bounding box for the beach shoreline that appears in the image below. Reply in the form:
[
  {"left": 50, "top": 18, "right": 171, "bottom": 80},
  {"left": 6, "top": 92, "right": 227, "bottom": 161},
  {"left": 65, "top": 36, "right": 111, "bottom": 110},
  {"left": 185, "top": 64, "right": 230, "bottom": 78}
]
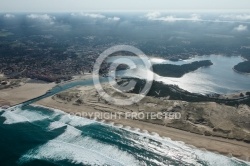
[
  {"left": 233, "top": 67, "right": 250, "bottom": 76},
  {"left": 35, "top": 83, "right": 250, "bottom": 162},
  {"left": 33, "top": 102, "right": 250, "bottom": 161},
  {"left": 1, "top": 74, "right": 250, "bottom": 161}
]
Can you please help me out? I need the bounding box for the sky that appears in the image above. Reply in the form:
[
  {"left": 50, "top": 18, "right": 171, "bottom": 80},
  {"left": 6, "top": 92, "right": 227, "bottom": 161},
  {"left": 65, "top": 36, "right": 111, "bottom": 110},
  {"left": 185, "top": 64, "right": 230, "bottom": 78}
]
[{"left": 1, "top": 0, "right": 250, "bottom": 12}]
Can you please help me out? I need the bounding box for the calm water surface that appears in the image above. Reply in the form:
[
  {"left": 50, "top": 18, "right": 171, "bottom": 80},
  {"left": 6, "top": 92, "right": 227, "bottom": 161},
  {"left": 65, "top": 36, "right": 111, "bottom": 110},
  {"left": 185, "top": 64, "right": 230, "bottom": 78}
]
[{"left": 109, "top": 55, "right": 250, "bottom": 94}]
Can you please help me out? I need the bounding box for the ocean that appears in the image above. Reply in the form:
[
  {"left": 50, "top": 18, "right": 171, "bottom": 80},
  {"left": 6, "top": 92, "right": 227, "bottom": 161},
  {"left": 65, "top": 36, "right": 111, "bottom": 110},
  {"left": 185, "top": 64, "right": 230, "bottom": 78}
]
[{"left": 0, "top": 105, "right": 249, "bottom": 166}]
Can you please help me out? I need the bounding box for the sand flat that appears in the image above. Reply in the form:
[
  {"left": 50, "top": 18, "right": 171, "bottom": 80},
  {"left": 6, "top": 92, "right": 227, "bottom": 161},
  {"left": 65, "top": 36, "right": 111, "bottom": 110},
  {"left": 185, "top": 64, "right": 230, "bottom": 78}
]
[{"left": 0, "top": 82, "right": 55, "bottom": 106}]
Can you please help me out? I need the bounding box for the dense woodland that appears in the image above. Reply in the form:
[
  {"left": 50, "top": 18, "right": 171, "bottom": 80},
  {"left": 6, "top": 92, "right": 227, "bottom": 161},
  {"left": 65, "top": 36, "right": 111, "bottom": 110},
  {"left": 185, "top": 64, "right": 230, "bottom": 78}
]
[
  {"left": 234, "top": 61, "right": 250, "bottom": 74},
  {"left": 152, "top": 60, "right": 213, "bottom": 77}
]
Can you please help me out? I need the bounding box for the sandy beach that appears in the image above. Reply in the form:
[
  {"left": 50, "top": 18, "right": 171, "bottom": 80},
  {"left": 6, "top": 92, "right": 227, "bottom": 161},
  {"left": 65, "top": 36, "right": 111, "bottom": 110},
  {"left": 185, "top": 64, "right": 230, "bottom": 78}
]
[
  {"left": 0, "top": 82, "right": 55, "bottom": 106},
  {"left": 0, "top": 74, "right": 94, "bottom": 107},
  {"left": 36, "top": 84, "right": 250, "bottom": 161}
]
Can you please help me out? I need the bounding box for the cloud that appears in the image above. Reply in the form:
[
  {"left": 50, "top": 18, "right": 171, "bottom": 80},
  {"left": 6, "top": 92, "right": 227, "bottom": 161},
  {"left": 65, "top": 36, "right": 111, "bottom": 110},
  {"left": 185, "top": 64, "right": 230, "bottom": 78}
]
[
  {"left": 71, "top": 12, "right": 120, "bottom": 21},
  {"left": 146, "top": 11, "right": 161, "bottom": 20},
  {"left": 71, "top": 12, "right": 105, "bottom": 18},
  {"left": 146, "top": 12, "right": 201, "bottom": 22},
  {"left": 82, "top": 13, "right": 106, "bottom": 19},
  {"left": 220, "top": 14, "right": 250, "bottom": 21},
  {"left": 146, "top": 12, "right": 250, "bottom": 24},
  {"left": 27, "top": 14, "right": 55, "bottom": 24},
  {"left": 108, "top": 17, "right": 120, "bottom": 21},
  {"left": 3, "top": 14, "right": 15, "bottom": 18},
  {"left": 234, "top": 25, "right": 248, "bottom": 31}
]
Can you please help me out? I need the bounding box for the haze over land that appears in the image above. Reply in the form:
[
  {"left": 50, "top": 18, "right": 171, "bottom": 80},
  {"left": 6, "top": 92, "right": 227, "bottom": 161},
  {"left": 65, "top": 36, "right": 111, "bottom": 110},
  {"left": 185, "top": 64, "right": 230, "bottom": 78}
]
[{"left": 1, "top": 12, "right": 250, "bottom": 82}]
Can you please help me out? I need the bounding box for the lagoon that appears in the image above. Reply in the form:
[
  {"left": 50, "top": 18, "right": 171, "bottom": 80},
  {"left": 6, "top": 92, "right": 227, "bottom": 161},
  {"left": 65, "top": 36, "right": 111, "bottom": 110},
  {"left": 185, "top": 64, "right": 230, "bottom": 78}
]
[{"left": 109, "top": 55, "right": 250, "bottom": 94}]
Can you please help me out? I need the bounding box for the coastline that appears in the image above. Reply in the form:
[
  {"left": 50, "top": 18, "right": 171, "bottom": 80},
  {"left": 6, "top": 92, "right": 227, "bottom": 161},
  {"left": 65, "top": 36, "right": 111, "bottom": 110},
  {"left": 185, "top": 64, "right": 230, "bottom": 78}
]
[
  {"left": 35, "top": 82, "right": 250, "bottom": 162},
  {"left": 233, "top": 67, "right": 250, "bottom": 76},
  {"left": 1, "top": 75, "right": 250, "bottom": 161},
  {"left": 33, "top": 102, "right": 250, "bottom": 161}
]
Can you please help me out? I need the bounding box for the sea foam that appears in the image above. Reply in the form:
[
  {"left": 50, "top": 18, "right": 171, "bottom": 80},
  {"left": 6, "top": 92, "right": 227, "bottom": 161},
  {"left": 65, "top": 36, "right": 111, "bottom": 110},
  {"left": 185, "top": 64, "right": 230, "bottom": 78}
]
[
  {"left": 19, "top": 125, "right": 140, "bottom": 166},
  {"left": 5, "top": 105, "right": 250, "bottom": 166},
  {"left": 1, "top": 110, "right": 29, "bottom": 124}
]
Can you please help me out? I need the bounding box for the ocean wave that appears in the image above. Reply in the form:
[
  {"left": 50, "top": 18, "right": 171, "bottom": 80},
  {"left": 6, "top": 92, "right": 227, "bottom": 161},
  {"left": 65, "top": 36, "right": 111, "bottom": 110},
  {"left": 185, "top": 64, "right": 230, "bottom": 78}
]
[
  {"left": 18, "top": 125, "right": 140, "bottom": 166},
  {"left": 112, "top": 127, "right": 203, "bottom": 165},
  {"left": 47, "top": 121, "right": 67, "bottom": 131},
  {"left": 59, "top": 114, "right": 95, "bottom": 127},
  {"left": 1, "top": 110, "right": 29, "bottom": 124},
  {"left": 1, "top": 106, "right": 58, "bottom": 124},
  {"left": 31, "top": 104, "right": 96, "bottom": 127},
  {"left": 105, "top": 122, "right": 250, "bottom": 166},
  {"left": 30, "top": 104, "right": 65, "bottom": 114},
  {"left": 4, "top": 105, "right": 250, "bottom": 166}
]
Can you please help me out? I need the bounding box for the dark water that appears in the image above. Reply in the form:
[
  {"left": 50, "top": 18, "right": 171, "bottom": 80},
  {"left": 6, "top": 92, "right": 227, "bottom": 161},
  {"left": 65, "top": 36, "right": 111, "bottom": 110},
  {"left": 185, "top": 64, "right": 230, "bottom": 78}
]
[{"left": 1, "top": 105, "right": 249, "bottom": 166}]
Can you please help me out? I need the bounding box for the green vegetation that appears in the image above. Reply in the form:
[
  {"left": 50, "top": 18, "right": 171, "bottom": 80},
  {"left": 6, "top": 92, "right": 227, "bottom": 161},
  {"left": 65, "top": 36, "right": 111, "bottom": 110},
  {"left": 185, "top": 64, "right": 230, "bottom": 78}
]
[
  {"left": 152, "top": 60, "right": 213, "bottom": 77},
  {"left": 234, "top": 61, "right": 250, "bottom": 74}
]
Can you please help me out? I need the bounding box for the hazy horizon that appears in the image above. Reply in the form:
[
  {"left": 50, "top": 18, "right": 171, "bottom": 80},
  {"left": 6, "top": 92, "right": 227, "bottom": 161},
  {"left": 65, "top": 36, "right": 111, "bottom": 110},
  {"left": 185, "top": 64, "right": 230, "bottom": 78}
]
[{"left": 1, "top": 0, "right": 250, "bottom": 12}]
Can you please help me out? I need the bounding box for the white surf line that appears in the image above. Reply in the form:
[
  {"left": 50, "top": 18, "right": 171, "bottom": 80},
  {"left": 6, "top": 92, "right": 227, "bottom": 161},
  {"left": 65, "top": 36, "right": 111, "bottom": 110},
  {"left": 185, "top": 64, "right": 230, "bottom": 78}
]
[
  {"left": 18, "top": 105, "right": 250, "bottom": 165},
  {"left": 48, "top": 140, "right": 132, "bottom": 166},
  {"left": 92, "top": 121, "right": 250, "bottom": 165},
  {"left": 19, "top": 124, "right": 140, "bottom": 166}
]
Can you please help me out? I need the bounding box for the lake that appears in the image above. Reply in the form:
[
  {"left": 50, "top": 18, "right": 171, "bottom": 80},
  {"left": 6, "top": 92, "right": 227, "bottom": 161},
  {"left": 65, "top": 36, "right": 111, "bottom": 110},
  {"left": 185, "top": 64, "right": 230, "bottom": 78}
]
[{"left": 108, "top": 55, "right": 250, "bottom": 94}]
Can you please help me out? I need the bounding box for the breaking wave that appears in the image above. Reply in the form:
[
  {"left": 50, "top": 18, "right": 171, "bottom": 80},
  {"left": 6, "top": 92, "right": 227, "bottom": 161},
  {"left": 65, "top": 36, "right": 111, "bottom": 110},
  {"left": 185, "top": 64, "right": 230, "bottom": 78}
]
[{"left": 1, "top": 105, "right": 249, "bottom": 166}]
